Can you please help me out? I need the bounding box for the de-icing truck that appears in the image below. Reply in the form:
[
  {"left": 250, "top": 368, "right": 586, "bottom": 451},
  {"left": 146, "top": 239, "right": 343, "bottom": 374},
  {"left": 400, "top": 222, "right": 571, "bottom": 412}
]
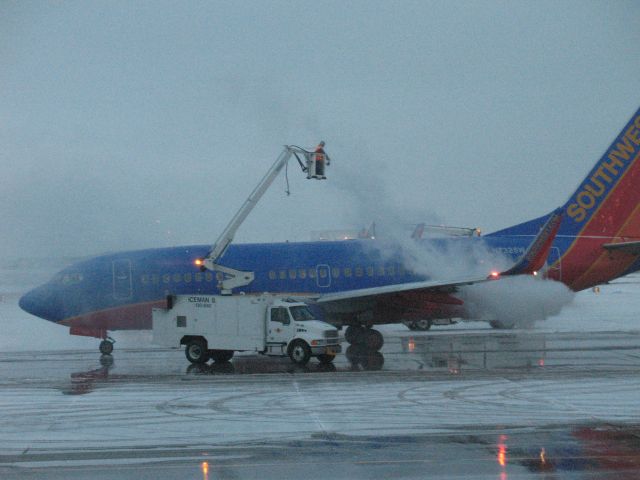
[
  {"left": 152, "top": 144, "right": 340, "bottom": 366},
  {"left": 152, "top": 294, "right": 341, "bottom": 366}
]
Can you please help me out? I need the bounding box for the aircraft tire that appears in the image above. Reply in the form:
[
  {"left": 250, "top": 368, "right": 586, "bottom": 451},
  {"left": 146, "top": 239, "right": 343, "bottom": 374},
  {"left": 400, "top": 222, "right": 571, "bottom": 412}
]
[
  {"left": 364, "top": 329, "right": 384, "bottom": 351},
  {"left": 288, "top": 340, "right": 311, "bottom": 365},
  {"left": 489, "top": 320, "right": 516, "bottom": 330},
  {"left": 345, "top": 325, "right": 365, "bottom": 344},
  {"left": 414, "top": 319, "right": 432, "bottom": 331},
  {"left": 209, "top": 350, "right": 234, "bottom": 363},
  {"left": 99, "top": 340, "right": 113, "bottom": 355},
  {"left": 317, "top": 353, "right": 336, "bottom": 364},
  {"left": 185, "top": 339, "right": 208, "bottom": 364}
]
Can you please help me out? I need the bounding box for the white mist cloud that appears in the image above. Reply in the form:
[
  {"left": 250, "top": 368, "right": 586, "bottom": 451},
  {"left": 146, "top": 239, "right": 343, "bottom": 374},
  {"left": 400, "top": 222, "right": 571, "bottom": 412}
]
[
  {"left": 337, "top": 156, "right": 575, "bottom": 326},
  {"left": 459, "top": 275, "right": 575, "bottom": 327}
]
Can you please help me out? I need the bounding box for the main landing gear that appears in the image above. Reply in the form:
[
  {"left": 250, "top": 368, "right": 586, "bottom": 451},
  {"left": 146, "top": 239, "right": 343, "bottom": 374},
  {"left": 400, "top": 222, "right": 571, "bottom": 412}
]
[
  {"left": 404, "top": 319, "right": 432, "bottom": 331},
  {"left": 99, "top": 336, "right": 115, "bottom": 355},
  {"left": 343, "top": 325, "right": 385, "bottom": 371},
  {"left": 344, "top": 325, "right": 384, "bottom": 351}
]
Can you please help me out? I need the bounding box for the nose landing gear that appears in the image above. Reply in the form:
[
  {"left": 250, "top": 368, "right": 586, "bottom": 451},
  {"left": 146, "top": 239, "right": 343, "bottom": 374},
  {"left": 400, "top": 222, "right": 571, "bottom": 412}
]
[{"left": 99, "top": 336, "right": 115, "bottom": 355}]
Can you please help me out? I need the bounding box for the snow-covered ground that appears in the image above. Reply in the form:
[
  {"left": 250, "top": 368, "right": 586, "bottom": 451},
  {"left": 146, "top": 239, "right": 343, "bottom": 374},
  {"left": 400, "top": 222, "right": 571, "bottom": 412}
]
[{"left": 1, "top": 265, "right": 640, "bottom": 479}]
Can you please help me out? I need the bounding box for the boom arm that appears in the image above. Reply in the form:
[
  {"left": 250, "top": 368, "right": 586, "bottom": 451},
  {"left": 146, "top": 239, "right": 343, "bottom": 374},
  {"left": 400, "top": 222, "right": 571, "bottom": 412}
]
[{"left": 201, "top": 145, "right": 321, "bottom": 293}]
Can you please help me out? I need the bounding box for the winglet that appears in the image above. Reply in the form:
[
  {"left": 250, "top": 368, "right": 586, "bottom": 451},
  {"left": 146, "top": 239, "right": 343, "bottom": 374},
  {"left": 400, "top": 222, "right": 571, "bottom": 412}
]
[
  {"left": 498, "top": 208, "right": 564, "bottom": 277},
  {"left": 411, "top": 223, "right": 425, "bottom": 239}
]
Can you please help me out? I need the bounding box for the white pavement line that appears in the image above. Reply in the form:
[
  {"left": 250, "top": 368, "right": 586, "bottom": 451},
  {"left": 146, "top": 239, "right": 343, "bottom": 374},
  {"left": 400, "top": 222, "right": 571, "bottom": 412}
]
[{"left": 292, "top": 379, "right": 328, "bottom": 435}]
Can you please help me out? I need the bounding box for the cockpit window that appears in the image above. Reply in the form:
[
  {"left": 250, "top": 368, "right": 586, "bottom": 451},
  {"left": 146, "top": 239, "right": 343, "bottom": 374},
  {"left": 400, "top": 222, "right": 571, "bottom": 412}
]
[{"left": 289, "top": 306, "right": 316, "bottom": 322}]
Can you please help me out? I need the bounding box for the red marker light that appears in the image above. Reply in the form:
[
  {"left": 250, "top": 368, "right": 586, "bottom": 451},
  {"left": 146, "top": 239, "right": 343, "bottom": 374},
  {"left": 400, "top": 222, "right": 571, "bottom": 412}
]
[
  {"left": 490, "top": 271, "right": 500, "bottom": 279},
  {"left": 194, "top": 259, "right": 203, "bottom": 267}
]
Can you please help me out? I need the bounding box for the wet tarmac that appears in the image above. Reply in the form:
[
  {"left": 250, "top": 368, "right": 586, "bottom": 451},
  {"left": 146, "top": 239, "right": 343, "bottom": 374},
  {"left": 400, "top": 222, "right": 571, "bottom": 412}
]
[{"left": 1, "top": 327, "right": 640, "bottom": 479}]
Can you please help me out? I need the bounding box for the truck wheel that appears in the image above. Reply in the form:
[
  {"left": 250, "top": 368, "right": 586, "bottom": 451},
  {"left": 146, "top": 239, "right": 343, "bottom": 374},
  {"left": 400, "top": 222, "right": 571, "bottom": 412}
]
[
  {"left": 317, "top": 353, "right": 336, "bottom": 364},
  {"left": 209, "top": 350, "right": 234, "bottom": 363},
  {"left": 185, "top": 339, "right": 208, "bottom": 364},
  {"left": 363, "top": 329, "right": 384, "bottom": 351},
  {"left": 288, "top": 340, "right": 311, "bottom": 365}
]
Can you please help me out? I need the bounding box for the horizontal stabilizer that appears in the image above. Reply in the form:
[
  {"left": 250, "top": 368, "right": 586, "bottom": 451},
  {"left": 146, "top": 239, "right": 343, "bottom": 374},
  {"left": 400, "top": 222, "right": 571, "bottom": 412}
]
[
  {"left": 602, "top": 241, "right": 640, "bottom": 256},
  {"left": 501, "top": 208, "right": 564, "bottom": 276}
]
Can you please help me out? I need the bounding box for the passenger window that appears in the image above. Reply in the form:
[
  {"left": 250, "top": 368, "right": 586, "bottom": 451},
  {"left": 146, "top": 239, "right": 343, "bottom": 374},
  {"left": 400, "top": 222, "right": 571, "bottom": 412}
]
[
  {"left": 289, "top": 269, "right": 297, "bottom": 279},
  {"left": 279, "top": 270, "right": 287, "bottom": 280},
  {"left": 387, "top": 265, "right": 395, "bottom": 276},
  {"left": 194, "top": 272, "right": 203, "bottom": 282},
  {"left": 162, "top": 274, "right": 170, "bottom": 284},
  {"left": 151, "top": 274, "right": 160, "bottom": 284},
  {"left": 173, "top": 273, "right": 181, "bottom": 283},
  {"left": 355, "top": 267, "right": 363, "bottom": 277},
  {"left": 367, "top": 266, "right": 374, "bottom": 277},
  {"left": 184, "top": 273, "right": 192, "bottom": 283},
  {"left": 308, "top": 268, "right": 316, "bottom": 279},
  {"left": 205, "top": 272, "right": 214, "bottom": 282},
  {"left": 377, "top": 266, "right": 385, "bottom": 276},
  {"left": 331, "top": 267, "right": 340, "bottom": 278},
  {"left": 270, "top": 307, "right": 290, "bottom": 325},
  {"left": 141, "top": 275, "right": 149, "bottom": 285},
  {"left": 269, "top": 271, "right": 277, "bottom": 280},
  {"left": 298, "top": 269, "right": 307, "bottom": 279},
  {"left": 344, "top": 267, "right": 352, "bottom": 277}
]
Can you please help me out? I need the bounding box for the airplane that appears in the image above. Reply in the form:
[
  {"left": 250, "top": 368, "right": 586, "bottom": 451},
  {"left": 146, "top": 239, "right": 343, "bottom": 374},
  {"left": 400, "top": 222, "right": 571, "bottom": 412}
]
[{"left": 19, "top": 105, "right": 640, "bottom": 355}]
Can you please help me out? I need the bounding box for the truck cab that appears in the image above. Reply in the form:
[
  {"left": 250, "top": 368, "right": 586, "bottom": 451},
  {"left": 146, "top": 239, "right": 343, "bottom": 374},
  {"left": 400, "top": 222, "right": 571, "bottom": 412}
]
[{"left": 266, "top": 299, "right": 340, "bottom": 364}]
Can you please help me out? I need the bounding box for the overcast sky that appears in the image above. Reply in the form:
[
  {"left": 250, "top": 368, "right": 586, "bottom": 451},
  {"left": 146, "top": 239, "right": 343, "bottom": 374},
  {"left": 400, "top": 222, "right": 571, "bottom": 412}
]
[{"left": 2, "top": 1, "right": 640, "bottom": 260}]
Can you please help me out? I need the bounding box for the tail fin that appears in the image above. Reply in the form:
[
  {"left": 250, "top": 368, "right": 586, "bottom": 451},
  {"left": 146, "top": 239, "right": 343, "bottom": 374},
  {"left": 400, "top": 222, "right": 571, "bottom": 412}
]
[
  {"left": 561, "top": 106, "right": 640, "bottom": 238},
  {"left": 490, "top": 106, "right": 640, "bottom": 290}
]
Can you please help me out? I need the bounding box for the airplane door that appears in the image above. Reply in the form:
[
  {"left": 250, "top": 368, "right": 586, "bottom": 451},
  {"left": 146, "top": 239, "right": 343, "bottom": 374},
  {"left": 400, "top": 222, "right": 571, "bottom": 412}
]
[
  {"left": 316, "top": 264, "right": 331, "bottom": 288},
  {"left": 112, "top": 259, "right": 132, "bottom": 299}
]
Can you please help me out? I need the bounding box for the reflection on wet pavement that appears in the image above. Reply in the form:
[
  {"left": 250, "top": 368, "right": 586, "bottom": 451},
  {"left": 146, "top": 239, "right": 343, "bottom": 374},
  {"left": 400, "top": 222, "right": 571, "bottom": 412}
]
[{"left": 1, "top": 328, "right": 640, "bottom": 479}]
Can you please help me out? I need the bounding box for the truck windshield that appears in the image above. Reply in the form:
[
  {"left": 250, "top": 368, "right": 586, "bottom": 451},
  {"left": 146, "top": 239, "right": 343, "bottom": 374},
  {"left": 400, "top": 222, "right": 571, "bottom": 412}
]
[{"left": 289, "top": 306, "right": 316, "bottom": 322}]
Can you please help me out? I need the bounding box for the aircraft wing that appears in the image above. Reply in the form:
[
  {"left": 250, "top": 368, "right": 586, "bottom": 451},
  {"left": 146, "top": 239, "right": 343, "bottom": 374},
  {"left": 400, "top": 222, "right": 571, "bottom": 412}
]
[
  {"left": 315, "top": 208, "right": 563, "bottom": 308},
  {"left": 315, "top": 275, "right": 490, "bottom": 305}
]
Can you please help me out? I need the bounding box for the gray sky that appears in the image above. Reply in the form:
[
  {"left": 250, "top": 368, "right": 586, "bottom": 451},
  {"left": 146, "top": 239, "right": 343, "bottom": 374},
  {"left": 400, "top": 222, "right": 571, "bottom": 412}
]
[{"left": 2, "top": 0, "right": 639, "bottom": 260}]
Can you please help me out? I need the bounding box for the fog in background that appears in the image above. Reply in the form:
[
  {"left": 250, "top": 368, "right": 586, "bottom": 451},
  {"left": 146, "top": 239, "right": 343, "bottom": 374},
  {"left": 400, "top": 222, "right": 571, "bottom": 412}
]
[{"left": 2, "top": 1, "right": 640, "bottom": 263}]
